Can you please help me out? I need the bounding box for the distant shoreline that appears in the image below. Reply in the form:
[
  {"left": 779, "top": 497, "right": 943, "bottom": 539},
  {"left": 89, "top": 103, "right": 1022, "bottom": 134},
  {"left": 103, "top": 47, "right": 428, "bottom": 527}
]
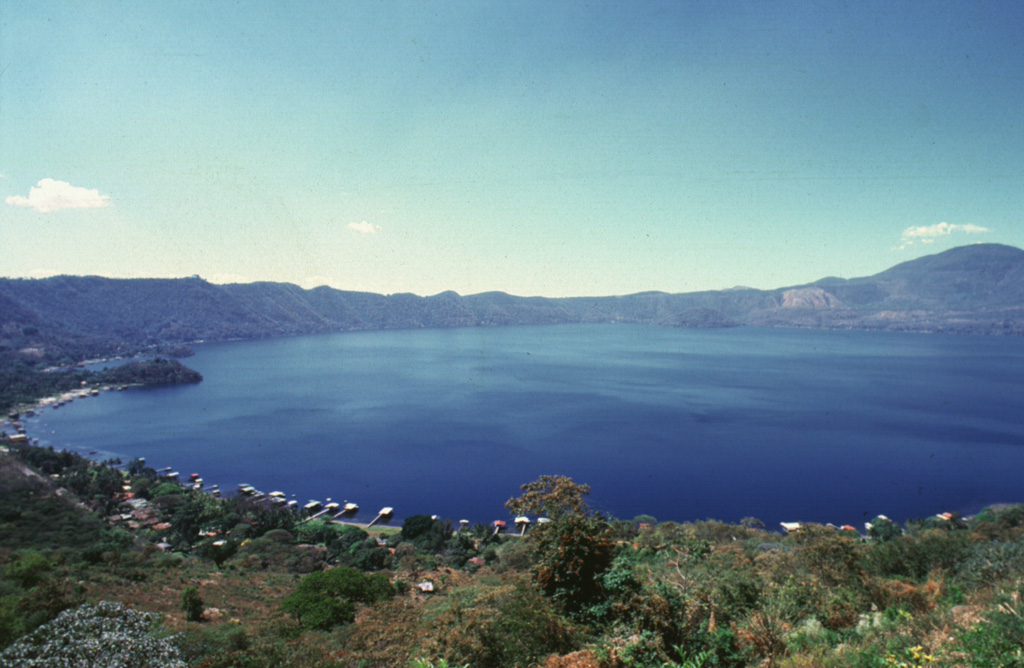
[{"left": 7, "top": 324, "right": 1024, "bottom": 530}]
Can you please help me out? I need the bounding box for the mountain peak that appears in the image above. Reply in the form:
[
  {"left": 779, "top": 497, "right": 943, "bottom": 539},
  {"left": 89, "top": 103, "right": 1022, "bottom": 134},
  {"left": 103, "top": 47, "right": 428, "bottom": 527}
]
[{"left": 879, "top": 243, "right": 1024, "bottom": 277}]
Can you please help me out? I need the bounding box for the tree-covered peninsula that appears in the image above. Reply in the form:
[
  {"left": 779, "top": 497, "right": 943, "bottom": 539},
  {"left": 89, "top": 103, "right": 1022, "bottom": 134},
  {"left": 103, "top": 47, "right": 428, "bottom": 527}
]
[{"left": 1, "top": 359, "right": 201, "bottom": 415}]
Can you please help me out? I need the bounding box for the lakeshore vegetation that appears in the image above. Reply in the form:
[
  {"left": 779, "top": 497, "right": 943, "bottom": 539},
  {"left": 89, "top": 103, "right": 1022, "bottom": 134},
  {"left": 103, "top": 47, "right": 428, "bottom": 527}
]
[
  {"left": 3, "top": 246, "right": 1024, "bottom": 666},
  {"left": 2, "top": 437, "right": 1024, "bottom": 667}
]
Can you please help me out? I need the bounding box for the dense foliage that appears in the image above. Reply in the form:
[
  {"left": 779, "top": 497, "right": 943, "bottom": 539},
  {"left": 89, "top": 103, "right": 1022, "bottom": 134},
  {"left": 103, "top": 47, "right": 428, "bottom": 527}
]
[
  {"left": 0, "top": 359, "right": 201, "bottom": 413},
  {"left": 98, "top": 359, "right": 203, "bottom": 386},
  {"left": 0, "top": 361, "right": 93, "bottom": 414},
  {"left": 0, "top": 600, "right": 186, "bottom": 667},
  {"left": 281, "top": 566, "right": 395, "bottom": 630},
  {"left": 4, "top": 438, "right": 1024, "bottom": 667}
]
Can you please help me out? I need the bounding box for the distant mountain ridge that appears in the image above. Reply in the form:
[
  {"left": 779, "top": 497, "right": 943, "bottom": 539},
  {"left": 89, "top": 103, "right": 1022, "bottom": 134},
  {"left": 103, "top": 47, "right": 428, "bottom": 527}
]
[{"left": 2, "top": 244, "right": 1023, "bottom": 363}]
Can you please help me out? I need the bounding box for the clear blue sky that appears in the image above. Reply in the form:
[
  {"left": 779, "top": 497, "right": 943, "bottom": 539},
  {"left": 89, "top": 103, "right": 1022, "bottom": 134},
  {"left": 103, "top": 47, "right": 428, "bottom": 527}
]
[{"left": 2, "top": 1, "right": 1022, "bottom": 297}]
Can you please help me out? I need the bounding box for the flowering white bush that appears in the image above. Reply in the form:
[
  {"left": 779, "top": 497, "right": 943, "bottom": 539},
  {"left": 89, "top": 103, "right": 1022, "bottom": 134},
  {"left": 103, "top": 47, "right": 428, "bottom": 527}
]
[{"left": 0, "top": 600, "right": 185, "bottom": 667}]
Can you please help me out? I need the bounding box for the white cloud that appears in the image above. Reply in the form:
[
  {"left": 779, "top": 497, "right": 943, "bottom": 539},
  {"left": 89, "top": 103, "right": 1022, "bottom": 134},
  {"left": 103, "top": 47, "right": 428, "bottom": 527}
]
[
  {"left": 5, "top": 178, "right": 112, "bottom": 212},
  {"left": 347, "top": 220, "right": 381, "bottom": 234},
  {"left": 897, "top": 221, "right": 990, "bottom": 250}
]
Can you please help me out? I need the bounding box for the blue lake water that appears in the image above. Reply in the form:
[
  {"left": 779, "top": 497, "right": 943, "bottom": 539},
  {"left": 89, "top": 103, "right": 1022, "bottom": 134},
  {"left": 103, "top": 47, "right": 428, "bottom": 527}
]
[{"left": 21, "top": 324, "right": 1024, "bottom": 529}]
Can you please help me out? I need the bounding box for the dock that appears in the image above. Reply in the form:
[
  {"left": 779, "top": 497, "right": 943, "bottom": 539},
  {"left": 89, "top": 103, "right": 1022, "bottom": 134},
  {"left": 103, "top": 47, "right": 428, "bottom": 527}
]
[{"left": 366, "top": 507, "right": 394, "bottom": 528}]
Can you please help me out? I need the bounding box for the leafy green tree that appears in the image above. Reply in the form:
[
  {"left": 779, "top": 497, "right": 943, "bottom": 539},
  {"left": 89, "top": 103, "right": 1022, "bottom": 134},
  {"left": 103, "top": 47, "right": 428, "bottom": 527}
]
[
  {"left": 400, "top": 514, "right": 452, "bottom": 552},
  {"left": 350, "top": 539, "right": 391, "bottom": 571},
  {"left": 507, "top": 476, "right": 614, "bottom": 614},
  {"left": 867, "top": 516, "right": 902, "bottom": 542},
  {"left": 127, "top": 457, "right": 157, "bottom": 478}
]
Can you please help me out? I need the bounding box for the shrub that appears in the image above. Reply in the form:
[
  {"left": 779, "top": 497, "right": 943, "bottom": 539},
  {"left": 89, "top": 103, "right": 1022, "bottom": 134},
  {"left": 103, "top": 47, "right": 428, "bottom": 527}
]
[
  {"left": 4, "top": 550, "right": 52, "bottom": 588},
  {"left": 0, "top": 600, "right": 186, "bottom": 666},
  {"left": 423, "top": 579, "right": 577, "bottom": 667},
  {"left": 280, "top": 566, "right": 395, "bottom": 630},
  {"left": 958, "top": 586, "right": 1024, "bottom": 667},
  {"left": 281, "top": 587, "right": 355, "bottom": 630},
  {"left": 618, "top": 629, "right": 672, "bottom": 667},
  {"left": 867, "top": 516, "right": 901, "bottom": 542},
  {"left": 182, "top": 586, "right": 204, "bottom": 622},
  {"left": 150, "top": 481, "right": 183, "bottom": 498},
  {"left": 178, "top": 622, "right": 249, "bottom": 665},
  {"left": 955, "top": 541, "right": 1024, "bottom": 590},
  {"left": 528, "top": 514, "right": 615, "bottom": 614}
]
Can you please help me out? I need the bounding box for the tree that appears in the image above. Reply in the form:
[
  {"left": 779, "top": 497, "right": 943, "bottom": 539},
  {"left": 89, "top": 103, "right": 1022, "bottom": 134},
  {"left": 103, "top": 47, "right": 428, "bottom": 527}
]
[
  {"left": 400, "top": 514, "right": 452, "bottom": 552},
  {"left": 508, "top": 477, "right": 613, "bottom": 614},
  {"left": 181, "top": 586, "right": 204, "bottom": 622},
  {"left": 505, "top": 475, "right": 592, "bottom": 520},
  {"left": 4, "top": 551, "right": 52, "bottom": 588},
  {"left": 867, "top": 516, "right": 902, "bottom": 542}
]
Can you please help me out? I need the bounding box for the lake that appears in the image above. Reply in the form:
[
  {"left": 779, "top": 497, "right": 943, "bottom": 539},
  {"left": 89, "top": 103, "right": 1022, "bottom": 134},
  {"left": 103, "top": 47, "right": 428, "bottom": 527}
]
[{"left": 22, "top": 324, "right": 1024, "bottom": 529}]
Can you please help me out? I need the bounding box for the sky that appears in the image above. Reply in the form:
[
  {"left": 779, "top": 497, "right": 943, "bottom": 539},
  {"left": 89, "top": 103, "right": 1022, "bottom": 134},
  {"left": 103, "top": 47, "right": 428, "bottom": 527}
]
[{"left": 2, "top": 1, "right": 1023, "bottom": 298}]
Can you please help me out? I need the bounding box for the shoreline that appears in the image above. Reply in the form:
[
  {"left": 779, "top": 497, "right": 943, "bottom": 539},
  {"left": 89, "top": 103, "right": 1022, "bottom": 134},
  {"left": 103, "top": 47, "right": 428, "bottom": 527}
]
[
  {"left": 6, "top": 330, "right": 1023, "bottom": 532},
  {"left": 3, "top": 405, "right": 1004, "bottom": 539}
]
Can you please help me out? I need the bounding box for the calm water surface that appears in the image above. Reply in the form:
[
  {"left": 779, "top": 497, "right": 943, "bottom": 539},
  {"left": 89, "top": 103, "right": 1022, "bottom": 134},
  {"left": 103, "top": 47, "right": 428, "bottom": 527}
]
[{"left": 23, "top": 325, "right": 1024, "bottom": 528}]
